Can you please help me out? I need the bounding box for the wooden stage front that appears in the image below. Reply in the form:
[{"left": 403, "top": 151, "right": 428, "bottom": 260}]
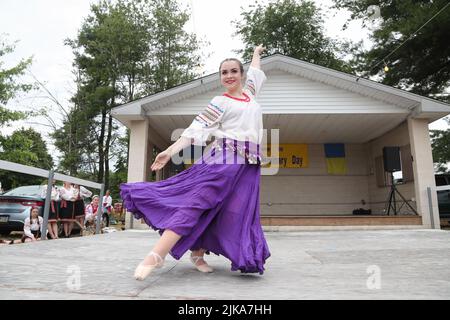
[{"left": 260, "top": 215, "right": 422, "bottom": 226}]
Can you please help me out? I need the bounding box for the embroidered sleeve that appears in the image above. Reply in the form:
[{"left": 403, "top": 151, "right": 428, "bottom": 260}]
[
  {"left": 80, "top": 186, "right": 93, "bottom": 198},
  {"left": 244, "top": 66, "right": 267, "bottom": 98},
  {"left": 85, "top": 204, "right": 93, "bottom": 216},
  {"left": 42, "top": 185, "right": 60, "bottom": 201},
  {"left": 59, "top": 188, "right": 73, "bottom": 201},
  {"left": 51, "top": 187, "right": 60, "bottom": 201},
  {"left": 181, "top": 96, "right": 226, "bottom": 146},
  {"left": 40, "top": 185, "right": 47, "bottom": 199}
]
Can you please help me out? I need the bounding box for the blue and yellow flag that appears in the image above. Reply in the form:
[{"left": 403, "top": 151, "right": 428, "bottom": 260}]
[{"left": 324, "top": 143, "right": 346, "bottom": 174}]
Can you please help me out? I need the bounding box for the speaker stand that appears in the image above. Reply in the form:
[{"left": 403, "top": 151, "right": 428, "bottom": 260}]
[{"left": 385, "top": 172, "right": 419, "bottom": 216}]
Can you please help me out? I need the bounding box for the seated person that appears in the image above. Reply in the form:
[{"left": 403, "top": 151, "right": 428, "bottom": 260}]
[
  {"left": 21, "top": 206, "right": 45, "bottom": 243},
  {"left": 85, "top": 195, "right": 100, "bottom": 228}
]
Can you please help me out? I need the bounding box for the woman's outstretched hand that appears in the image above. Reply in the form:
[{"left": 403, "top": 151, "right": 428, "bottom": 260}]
[
  {"left": 151, "top": 150, "right": 171, "bottom": 171},
  {"left": 255, "top": 44, "right": 266, "bottom": 55}
]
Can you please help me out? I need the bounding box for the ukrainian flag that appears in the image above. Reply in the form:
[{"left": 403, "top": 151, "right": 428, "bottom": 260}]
[{"left": 324, "top": 143, "right": 347, "bottom": 174}]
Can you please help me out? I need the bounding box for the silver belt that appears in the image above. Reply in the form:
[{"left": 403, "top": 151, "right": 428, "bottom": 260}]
[{"left": 210, "top": 138, "right": 269, "bottom": 165}]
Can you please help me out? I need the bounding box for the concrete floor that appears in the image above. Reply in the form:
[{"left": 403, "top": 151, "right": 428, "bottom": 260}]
[{"left": 1, "top": 229, "right": 449, "bottom": 299}]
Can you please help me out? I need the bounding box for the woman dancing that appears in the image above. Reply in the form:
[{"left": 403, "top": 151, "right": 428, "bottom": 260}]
[{"left": 120, "top": 44, "right": 271, "bottom": 280}]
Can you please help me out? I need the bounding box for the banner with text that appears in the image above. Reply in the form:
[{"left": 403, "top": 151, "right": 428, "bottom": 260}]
[{"left": 263, "top": 144, "right": 308, "bottom": 168}]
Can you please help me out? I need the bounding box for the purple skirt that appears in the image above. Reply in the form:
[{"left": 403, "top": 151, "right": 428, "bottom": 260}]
[{"left": 120, "top": 138, "right": 271, "bottom": 274}]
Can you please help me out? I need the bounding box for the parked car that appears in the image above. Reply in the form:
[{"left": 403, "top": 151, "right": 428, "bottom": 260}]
[
  {"left": 437, "top": 185, "right": 450, "bottom": 219},
  {"left": 435, "top": 174, "right": 450, "bottom": 187},
  {"left": 435, "top": 174, "right": 450, "bottom": 223},
  {"left": 0, "top": 185, "right": 45, "bottom": 236},
  {"left": 0, "top": 184, "right": 88, "bottom": 236}
]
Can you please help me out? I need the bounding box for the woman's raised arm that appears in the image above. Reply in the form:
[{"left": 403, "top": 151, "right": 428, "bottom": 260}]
[{"left": 250, "top": 44, "right": 266, "bottom": 69}]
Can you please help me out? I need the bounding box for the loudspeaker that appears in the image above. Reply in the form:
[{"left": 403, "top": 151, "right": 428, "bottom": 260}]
[{"left": 383, "top": 146, "right": 401, "bottom": 172}]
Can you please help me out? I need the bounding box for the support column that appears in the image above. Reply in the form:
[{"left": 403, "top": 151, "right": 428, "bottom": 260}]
[
  {"left": 146, "top": 140, "right": 154, "bottom": 182},
  {"left": 407, "top": 116, "right": 440, "bottom": 229},
  {"left": 125, "top": 119, "right": 151, "bottom": 230}
]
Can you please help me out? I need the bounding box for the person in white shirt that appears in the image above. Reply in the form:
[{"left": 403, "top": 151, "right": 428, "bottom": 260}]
[
  {"left": 21, "top": 206, "right": 45, "bottom": 242},
  {"left": 59, "top": 181, "right": 76, "bottom": 238},
  {"left": 73, "top": 184, "right": 92, "bottom": 235},
  {"left": 102, "top": 190, "right": 112, "bottom": 227},
  {"left": 85, "top": 195, "right": 100, "bottom": 227},
  {"left": 180, "top": 69, "right": 266, "bottom": 149},
  {"left": 122, "top": 45, "right": 271, "bottom": 281},
  {"left": 40, "top": 180, "right": 60, "bottom": 239}
]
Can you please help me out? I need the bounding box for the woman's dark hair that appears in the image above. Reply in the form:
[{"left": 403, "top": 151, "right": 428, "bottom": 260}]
[
  {"left": 30, "top": 206, "right": 40, "bottom": 227},
  {"left": 219, "top": 58, "right": 245, "bottom": 80}
]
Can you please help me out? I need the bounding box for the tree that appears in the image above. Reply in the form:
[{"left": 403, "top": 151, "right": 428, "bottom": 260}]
[
  {"left": 0, "top": 36, "right": 51, "bottom": 190},
  {"left": 60, "top": 0, "right": 147, "bottom": 185},
  {"left": 232, "top": 0, "right": 353, "bottom": 72},
  {"left": 0, "top": 128, "right": 54, "bottom": 190},
  {"left": 0, "top": 106, "right": 26, "bottom": 128},
  {"left": 51, "top": 104, "right": 91, "bottom": 176},
  {"left": 147, "top": 0, "right": 207, "bottom": 93},
  {"left": 0, "top": 36, "right": 34, "bottom": 128},
  {"left": 56, "top": 0, "right": 207, "bottom": 191},
  {"left": 332, "top": 0, "right": 450, "bottom": 102}
]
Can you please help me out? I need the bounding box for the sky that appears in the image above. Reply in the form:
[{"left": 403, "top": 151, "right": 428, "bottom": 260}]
[{"left": 0, "top": 0, "right": 449, "bottom": 163}]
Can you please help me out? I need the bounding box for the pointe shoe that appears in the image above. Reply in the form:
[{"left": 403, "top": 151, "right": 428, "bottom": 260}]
[
  {"left": 190, "top": 254, "right": 214, "bottom": 273},
  {"left": 134, "top": 251, "right": 165, "bottom": 280}
]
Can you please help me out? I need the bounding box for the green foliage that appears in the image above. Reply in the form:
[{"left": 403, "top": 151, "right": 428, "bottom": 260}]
[
  {"left": 50, "top": 106, "right": 89, "bottom": 176},
  {"left": 0, "top": 36, "right": 53, "bottom": 190},
  {"left": 148, "top": 0, "right": 206, "bottom": 93},
  {"left": 0, "top": 36, "right": 34, "bottom": 127},
  {"left": 0, "top": 106, "right": 26, "bottom": 128},
  {"left": 232, "top": 0, "right": 353, "bottom": 72},
  {"left": 53, "top": 0, "right": 205, "bottom": 193},
  {"left": 0, "top": 38, "right": 33, "bottom": 106},
  {"left": 0, "top": 128, "right": 54, "bottom": 190},
  {"left": 332, "top": 0, "right": 450, "bottom": 101}
]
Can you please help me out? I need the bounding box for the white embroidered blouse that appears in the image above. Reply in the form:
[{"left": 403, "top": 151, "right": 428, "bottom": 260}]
[
  {"left": 60, "top": 185, "right": 92, "bottom": 201},
  {"left": 74, "top": 186, "right": 93, "bottom": 200},
  {"left": 40, "top": 185, "right": 60, "bottom": 201},
  {"left": 85, "top": 204, "right": 99, "bottom": 217},
  {"left": 181, "top": 65, "right": 267, "bottom": 146},
  {"left": 23, "top": 216, "right": 44, "bottom": 239}
]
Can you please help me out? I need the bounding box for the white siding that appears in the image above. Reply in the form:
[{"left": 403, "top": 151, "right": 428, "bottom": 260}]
[
  {"left": 260, "top": 143, "right": 371, "bottom": 216},
  {"left": 259, "top": 121, "right": 416, "bottom": 217},
  {"left": 147, "top": 69, "right": 409, "bottom": 116}
]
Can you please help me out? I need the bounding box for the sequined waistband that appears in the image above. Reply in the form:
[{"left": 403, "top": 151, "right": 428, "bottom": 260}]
[{"left": 210, "top": 138, "right": 262, "bottom": 164}]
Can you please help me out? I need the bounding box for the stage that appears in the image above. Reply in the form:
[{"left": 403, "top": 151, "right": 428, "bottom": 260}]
[{"left": 1, "top": 229, "right": 449, "bottom": 299}]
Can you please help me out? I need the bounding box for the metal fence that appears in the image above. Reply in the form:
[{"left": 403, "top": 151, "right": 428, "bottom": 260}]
[{"left": 0, "top": 160, "right": 105, "bottom": 239}]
